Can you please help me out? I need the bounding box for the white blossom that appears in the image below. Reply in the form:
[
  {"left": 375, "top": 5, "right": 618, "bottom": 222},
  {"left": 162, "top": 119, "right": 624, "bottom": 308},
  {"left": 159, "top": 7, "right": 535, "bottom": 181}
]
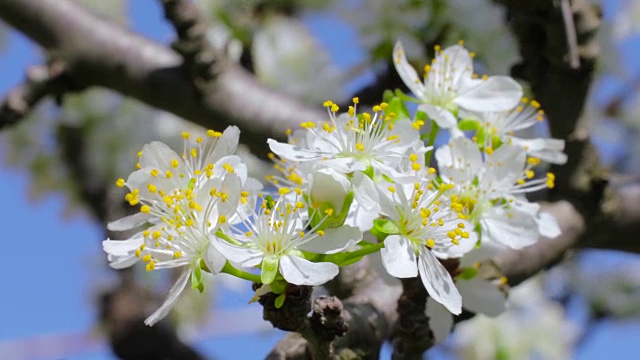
[
  {"left": 393, "top": 41, "right": 522, "bottom": 131},
  {"left": 103, "top": 127, "right": 255, "bottom": 325},
  {"left": 213, "top": 192, "right": 362, "bottom": 286}
]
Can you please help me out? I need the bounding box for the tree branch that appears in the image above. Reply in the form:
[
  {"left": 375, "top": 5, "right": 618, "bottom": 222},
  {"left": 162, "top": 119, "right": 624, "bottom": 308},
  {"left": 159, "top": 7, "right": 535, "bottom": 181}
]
[
  {"left": 0, "top": 0, "right": 324, "bottom": 154},
  {"left": 0, "top": 60, "right": 81, "bottom": 128}
]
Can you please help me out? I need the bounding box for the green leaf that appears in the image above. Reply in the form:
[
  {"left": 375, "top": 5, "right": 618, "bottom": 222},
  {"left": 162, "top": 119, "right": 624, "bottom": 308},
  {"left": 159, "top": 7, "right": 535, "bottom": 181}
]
[
  {"left": 385, "top": 96, "right": 411, "bottom": 121},
  {"left": 270, "top": 279, "right": 287, "bottom": 295},
  {"left": 191, "top": 264, "right": 204, "bottom": 293},
  {"left": 373, "top": 219, "right": 400, "bottom": 235},
  {"left": 382, "top": 89, "right": 395, "bottom": 103},
  {"left": 264, "top": 195, "right": 276, "bottom": 210},
  {"left": 275, "top": 293, "right": 286, "bottom": 309},
  {"left": 458, "top": 119, "right": 480, "bottom": 131},
  {"left": 261, "top": 256, "right": 279, "bottom": 285},
  {"left": 457, "top": 267, "right": 478, "bottom": 280}
]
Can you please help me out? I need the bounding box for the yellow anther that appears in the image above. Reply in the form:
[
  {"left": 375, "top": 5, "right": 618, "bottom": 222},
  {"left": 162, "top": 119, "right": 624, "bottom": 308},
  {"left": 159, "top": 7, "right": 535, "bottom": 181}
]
[
  {"left": 135, "top": 249, "right": 141, "bottom": 258},
  {"left": 485, "top": 147, "right": 493, "bottom": 155},
  {"left": 527, "top": 157, "right": 541, "bottom": 166},
  {"left": 142, "top": 254, "right": 152, "bottom": 263},
  {"left": 517, "top": 179, "right": 526, "bottom": 185},
  {"left": 137, "top": 151, "right": 142, "bottom": 158},
  {"left": 223, "top": 163, "right": 235, "bottom": 173},
  {"left": 146, "top": 262, "right": 155, "bottom": 272},
  {"left": 301, "top": 121, "right": 316, "bottom": 129},
  {"left": 116, "top": 178, "right": 125, "bottom": 188},
  {"left": 171, "top": 159, "right": 179, "bottom": 168},
  {"left": 191, "top": 148, "right": 197, "bottom": 158},
  {"left": 317, "top": 230, "right": 325, "bottom": 236},
  {"left": 245, "top": 231, "right": 253, "bottom": 237},
  {"left": 140, "top": 205, "right": 151, "bottom": 214},
  {"left": 143, "top": 230, "right": 151, "bottom": 238},
  {"left": 525, "top": 170, "right": 535, "bottom": 179},
  {"left": 355, "top": 142, "right": 365, "bottom": 152},
  {"left": 295, "top": 201, "right": 305, "bottom": 209},
  {"left": 218, "top": 215, "right": 227, "bottom": 224},
  {"left": 428, "top": 167, "right": 436, "bottom": 175},
  {"left": 325, "top": 208, "right": 334, "bottom": 216},
  {"left": 181, "top": 132, "right": 190, "bottom": 139},
  {"left": 530, "top": 100, "right": 541, "bottom": 108},
  {"left": 323, "top": 100, "right": 334, "bottom": 107},
  {"left": 412, "top": 163, "right": 421, "bottom": 171},
  {"left": 388, "top": 186, "right": 396, "bottom": 193},
  {"left": 152, "top": 231, "right": 162, "bottom": 239},
  {"left": 500, "top": 276, "right": 508, "bottom": 285},
  {"left": 151, "top": 169, "right": 159, "bottom": 177},
  {"left": 372, "top": 105, "right": 381, "bottom": 113},
  {"left": 426, "top": 239, "right": 435, "bottom": 248},
  {"left": 409, "top": 154, "right": 418, "bottom": 162},
  {"left": 331, "top": 103, "right": 339, "bottom": 112},
  {"left": 279, "top": 187, "right": 291, "bottom": 195}
]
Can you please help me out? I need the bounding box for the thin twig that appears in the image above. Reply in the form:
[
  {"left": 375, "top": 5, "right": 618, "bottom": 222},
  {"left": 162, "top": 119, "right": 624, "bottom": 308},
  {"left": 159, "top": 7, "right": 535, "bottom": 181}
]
[
  {"left": 561, "top": 0, "right": 581, "bottom": 69},
  {"left": 0, "top": 61, "right": 80, "bottom": 128}
]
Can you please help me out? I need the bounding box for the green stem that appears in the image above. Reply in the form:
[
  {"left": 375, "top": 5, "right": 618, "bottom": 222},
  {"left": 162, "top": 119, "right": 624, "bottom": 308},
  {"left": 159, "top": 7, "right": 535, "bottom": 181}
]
[
  {"left": 222, "top": 262, "right": 261, "bottom": 283},
  {"left": 216, "top": 230, "right": 241, "bottom": 246},
  {"left": 318, "top": 242, "right": 385, "bottom": 265},
  {"left": 424, "top": 122, "right": 439, "bottom": 166}
]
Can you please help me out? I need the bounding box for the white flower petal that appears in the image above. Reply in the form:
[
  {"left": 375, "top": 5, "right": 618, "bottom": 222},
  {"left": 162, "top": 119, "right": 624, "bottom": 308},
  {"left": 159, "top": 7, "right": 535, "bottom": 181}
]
[
  {"left": 213, "top": 240, "right": 263, "bottom": 267},
  {"left": 458, "top": 278, "right": 506, "bottom": 317},
  {"left": 144, "top": 269, "right": 190, "bottom": 326},
  {"left": 393, "top": 42, "right": 426, "bottom": 98},
  {"left": 108, "top": 254, "right": 139, "bottom": 269},
  {"left": 351, "top": 172, "right": 379, "bottom": 211},
  {"left": 381, "top": 235, "right": 418, "bottom": 278},
  {"left": 204, "top": 243, "right": 226, "bottom": 274},
  {"left": 420, "top": 104, "right": 458, "bottom": 129},
  {"left": 482, "top": 207, "right": 539, "bottom": 249},
  {"left": 481, "top": 143, "right": 526, "bottom": 191},
  {"left": 456, "top": 76, "right": 523, "bottom": 112},
  {"left": 537, "top": 211, "right": 561, "bottom": 239},
  {"left": 510, "top": 137, "right": 568, "bottom": 164},
  {"left": 267, "top": 138, "right": 328, "bottom": 161},
  {"left": 431, "top": 44, "right": 474, "bottom": 89},
  {"left": 279, "top": 255, "right": 338, "bottom": 286},
  {"left": 417, "top": 248, "right": 462, "bottom": 314},
  {"left": 204, "top": 126, "right": 240, "bottom": 165},
  {"left": 140, "top": 141, "right": 181, "bottom": 170},
  {"left": 102, "top": 238, "right": 143, "bottom": 256},
  {"left": 427, "top": 297, "right": 454, "bottom": 344},
  {"left": 435, "top": 137, "right": 482, "bottom": 183},
  {"left": 297, "top": 225, "right": 362, "bottom": 254},
  {"left": 309, "top": 168, "right": 351, "bottom": 210},
  {"left": 107, "top": 213, "right": 152, "bottom": 232}
]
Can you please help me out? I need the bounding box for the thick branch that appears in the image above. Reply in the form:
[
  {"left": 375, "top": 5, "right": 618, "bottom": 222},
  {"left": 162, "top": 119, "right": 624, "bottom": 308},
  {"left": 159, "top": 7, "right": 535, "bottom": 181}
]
[{"left": 0, "top": 0, "right": 323, "bottom": 154}]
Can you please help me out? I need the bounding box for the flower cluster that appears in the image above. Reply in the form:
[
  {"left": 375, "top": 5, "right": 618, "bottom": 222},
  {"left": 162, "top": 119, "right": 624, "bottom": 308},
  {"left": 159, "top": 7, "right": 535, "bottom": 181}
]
[{"left": 104, "top": 41, "right": 564, "bottom": 325}]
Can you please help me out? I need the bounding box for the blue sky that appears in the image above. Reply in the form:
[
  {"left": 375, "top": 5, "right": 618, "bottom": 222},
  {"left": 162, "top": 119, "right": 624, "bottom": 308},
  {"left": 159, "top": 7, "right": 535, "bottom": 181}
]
[{"left": 1, "top": 0, "right": 639, "bottom": 359}]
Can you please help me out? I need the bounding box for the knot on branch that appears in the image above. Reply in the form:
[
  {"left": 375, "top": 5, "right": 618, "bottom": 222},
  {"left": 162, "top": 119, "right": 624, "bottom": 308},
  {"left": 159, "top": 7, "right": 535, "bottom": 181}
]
[
  {"left": 310, "top": 296, "right": 349, "bottom": 342},
  {"left": 258, "top": 284, "right": 313, "bottom": 332}
]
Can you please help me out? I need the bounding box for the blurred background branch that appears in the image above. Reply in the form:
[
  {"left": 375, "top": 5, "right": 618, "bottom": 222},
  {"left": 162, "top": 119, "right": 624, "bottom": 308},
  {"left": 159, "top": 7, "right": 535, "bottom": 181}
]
[{"left": 3, "top": 0, "right": 640, "bottom": 359}]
